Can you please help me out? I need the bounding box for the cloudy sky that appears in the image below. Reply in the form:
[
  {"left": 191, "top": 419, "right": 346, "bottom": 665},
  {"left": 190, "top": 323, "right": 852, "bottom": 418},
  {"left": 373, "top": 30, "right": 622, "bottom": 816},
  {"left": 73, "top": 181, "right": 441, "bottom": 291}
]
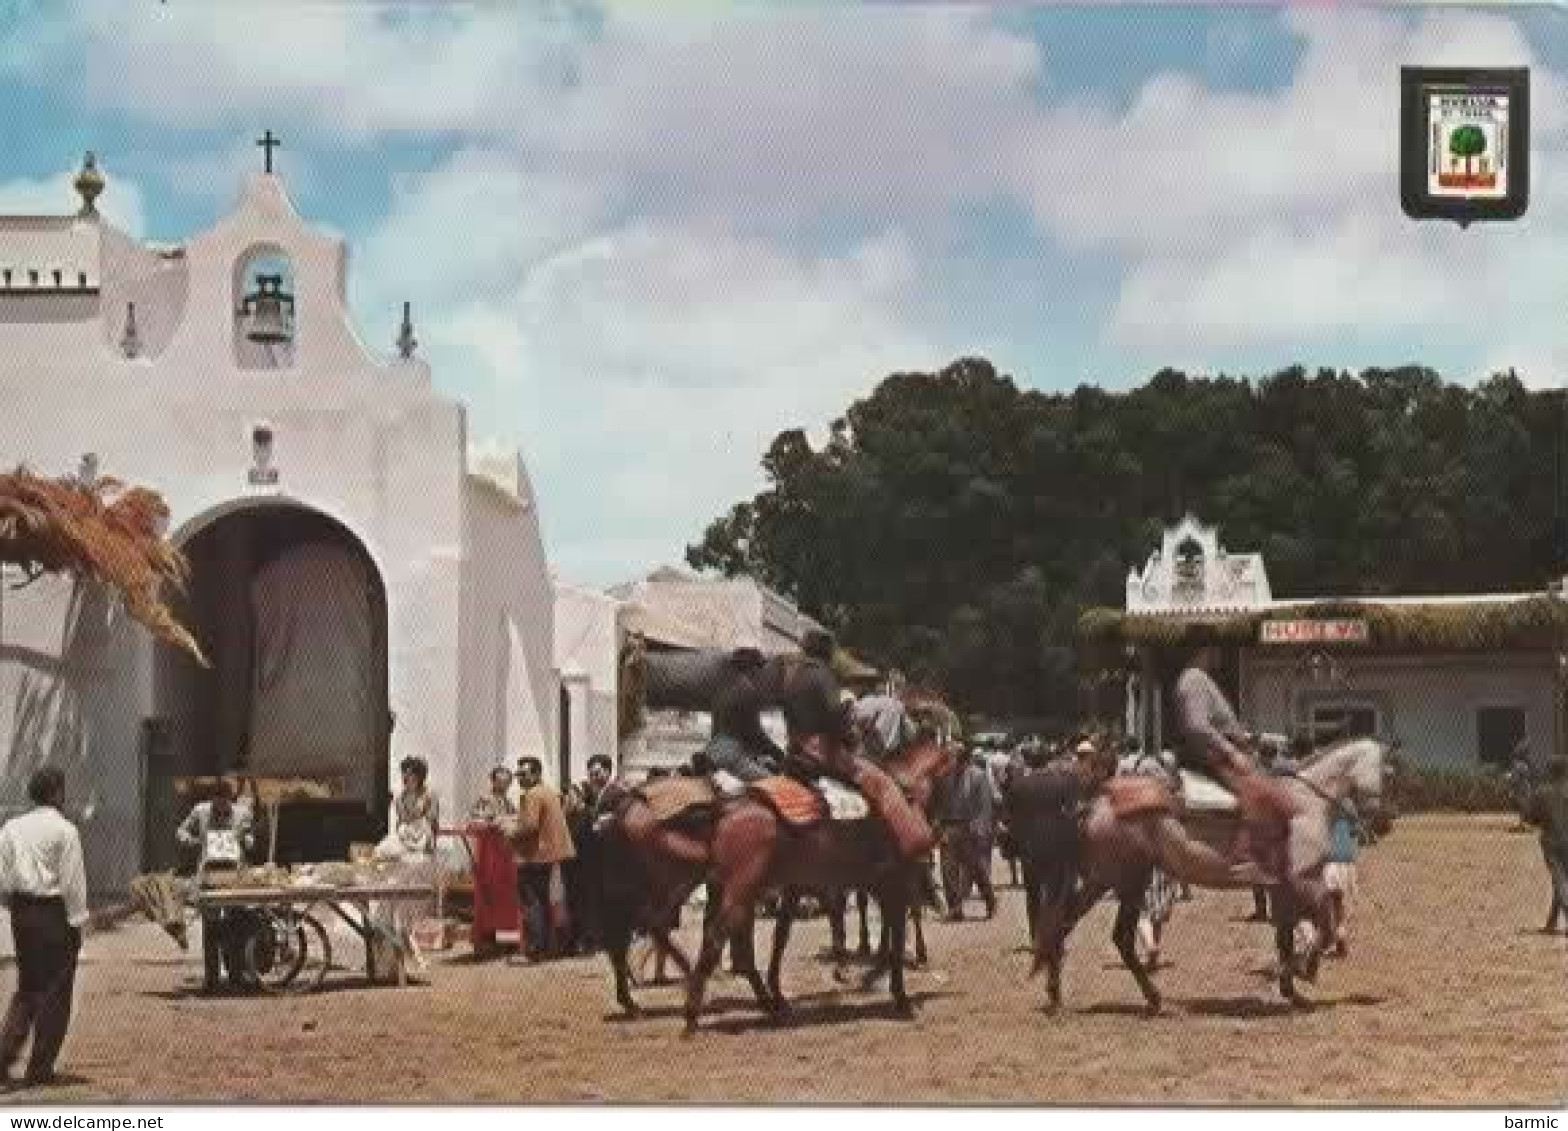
[{"left": 1, "top": 2, "right": 1564, "bottom": 584}]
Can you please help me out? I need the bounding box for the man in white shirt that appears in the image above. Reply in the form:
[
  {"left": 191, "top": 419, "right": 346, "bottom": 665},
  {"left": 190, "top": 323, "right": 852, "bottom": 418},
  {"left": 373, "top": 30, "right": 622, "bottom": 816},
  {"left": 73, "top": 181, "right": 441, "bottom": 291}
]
[{"left": 0, "top": 767, "right": 88, "bottom": 1087}]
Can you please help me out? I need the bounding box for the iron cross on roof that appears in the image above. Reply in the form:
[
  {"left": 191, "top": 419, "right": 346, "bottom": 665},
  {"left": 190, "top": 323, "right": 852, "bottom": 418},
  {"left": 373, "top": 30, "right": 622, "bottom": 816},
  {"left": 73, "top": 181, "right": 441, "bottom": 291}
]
[{"left": 257, "top": 130, "right": 281, "bottom": 174}]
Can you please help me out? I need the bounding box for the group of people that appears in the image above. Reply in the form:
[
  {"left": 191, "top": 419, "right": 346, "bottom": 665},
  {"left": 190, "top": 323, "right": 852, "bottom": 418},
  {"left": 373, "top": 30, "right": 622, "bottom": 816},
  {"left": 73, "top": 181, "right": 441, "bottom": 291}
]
[{"left": 461, "top": 754, "right": 615, "bottom": 962}]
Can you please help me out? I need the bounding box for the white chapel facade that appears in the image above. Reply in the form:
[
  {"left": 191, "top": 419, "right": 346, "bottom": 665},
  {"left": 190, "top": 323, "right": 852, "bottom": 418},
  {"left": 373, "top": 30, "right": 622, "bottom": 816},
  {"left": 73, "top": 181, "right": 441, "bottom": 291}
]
[{"left": 0, "top": 149, "right": 557, "bottom": 894}]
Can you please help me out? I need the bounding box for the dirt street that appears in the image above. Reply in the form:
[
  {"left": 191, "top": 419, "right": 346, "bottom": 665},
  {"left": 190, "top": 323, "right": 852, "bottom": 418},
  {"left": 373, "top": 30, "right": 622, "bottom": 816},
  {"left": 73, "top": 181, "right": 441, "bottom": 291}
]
[{"left": 4, "top": 813, "right": 1564, "bottom": 1106}]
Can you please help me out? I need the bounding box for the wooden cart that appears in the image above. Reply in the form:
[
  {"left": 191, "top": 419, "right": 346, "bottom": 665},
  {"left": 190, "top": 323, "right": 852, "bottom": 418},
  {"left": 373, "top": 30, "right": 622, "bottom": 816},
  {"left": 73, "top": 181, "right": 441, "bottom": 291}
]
[{"left": 191, "top": 882, "right": 436, "bottom": 991}]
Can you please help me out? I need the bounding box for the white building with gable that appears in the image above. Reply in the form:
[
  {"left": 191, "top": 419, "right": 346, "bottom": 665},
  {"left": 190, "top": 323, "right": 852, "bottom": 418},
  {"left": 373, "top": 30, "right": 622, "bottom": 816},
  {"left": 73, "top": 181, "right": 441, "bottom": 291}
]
[{"left": 0, "top": 149, "right": 557, "bottom": 894}]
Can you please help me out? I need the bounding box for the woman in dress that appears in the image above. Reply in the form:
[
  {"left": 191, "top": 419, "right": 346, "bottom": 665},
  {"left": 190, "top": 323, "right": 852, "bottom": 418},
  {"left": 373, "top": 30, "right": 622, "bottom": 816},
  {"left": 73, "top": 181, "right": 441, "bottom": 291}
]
[{"left": 372, "top": 757, "right": 443, "bottom": 977}]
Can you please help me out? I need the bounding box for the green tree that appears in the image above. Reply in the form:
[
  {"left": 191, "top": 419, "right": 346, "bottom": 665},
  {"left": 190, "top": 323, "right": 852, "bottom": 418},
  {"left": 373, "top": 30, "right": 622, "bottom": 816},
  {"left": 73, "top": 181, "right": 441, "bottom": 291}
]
[
  {"left": 1449, "top": 124, "right": 1487, "bottom": 176},
  {"left": 689, "top": 358, "right": 1562, "bottom": 721}
]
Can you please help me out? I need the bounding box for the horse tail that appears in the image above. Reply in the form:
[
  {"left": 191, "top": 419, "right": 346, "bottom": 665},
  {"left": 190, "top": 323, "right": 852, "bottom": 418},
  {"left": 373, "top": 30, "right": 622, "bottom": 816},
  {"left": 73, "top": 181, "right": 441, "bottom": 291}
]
[{"left": 1007, "top": 769, "right": 1088, "bottom": 978}]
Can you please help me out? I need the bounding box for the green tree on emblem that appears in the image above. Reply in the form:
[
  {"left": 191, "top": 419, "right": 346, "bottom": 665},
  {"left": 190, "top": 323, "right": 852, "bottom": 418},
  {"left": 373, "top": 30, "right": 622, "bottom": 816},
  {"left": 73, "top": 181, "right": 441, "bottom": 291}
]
[{"left": 1448, "top": 124, "right": 1488, "bottom": 178}]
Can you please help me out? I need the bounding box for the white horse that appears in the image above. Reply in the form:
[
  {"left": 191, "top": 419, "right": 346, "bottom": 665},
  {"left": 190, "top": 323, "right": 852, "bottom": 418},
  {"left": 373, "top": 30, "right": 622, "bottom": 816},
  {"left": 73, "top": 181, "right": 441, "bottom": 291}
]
[{"left": 1014, "top": 736, "right": 1391, "bottom": 1014}]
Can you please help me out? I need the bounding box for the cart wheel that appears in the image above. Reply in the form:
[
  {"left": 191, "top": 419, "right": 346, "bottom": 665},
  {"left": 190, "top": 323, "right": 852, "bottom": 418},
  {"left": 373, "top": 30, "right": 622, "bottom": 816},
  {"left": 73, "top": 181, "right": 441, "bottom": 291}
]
[
  {"left": 238, "top": 909, "right": 296, "bottom": 991},
  {"left": 243, "top": 910, "right": 308, "bottom": 993},
  {"left": 289, "top": 912, "right": 333, "bottom": 993},
  {"left": 242, "top": 908, "right": 332, "bottom": 993}
]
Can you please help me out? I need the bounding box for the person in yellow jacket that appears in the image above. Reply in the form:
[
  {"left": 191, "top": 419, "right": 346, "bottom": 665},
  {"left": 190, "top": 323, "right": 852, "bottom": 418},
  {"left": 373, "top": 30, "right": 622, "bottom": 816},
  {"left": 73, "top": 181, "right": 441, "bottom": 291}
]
[{"left": 511, "top": 757, "right": 576, "bottom": 961}]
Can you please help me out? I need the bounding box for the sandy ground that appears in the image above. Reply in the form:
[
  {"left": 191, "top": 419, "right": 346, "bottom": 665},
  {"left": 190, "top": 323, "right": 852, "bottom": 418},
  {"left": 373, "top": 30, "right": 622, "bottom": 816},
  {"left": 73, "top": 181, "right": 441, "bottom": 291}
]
[{"left": 2, "top": 812, "right": 1564, "bottom": 1106}]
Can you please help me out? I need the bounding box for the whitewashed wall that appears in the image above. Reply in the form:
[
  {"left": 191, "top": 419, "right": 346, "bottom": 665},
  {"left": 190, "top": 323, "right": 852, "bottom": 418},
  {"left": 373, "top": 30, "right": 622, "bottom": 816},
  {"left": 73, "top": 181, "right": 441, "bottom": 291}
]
[
  {"left": 1242, "top": 651, "right": 1558, "bottom": 769},
  {"left": 0, "top": 174, "right": 556, "bottom": 893},
  {"left": 553, "top": 583, "right": 621, "bottom": 783}
]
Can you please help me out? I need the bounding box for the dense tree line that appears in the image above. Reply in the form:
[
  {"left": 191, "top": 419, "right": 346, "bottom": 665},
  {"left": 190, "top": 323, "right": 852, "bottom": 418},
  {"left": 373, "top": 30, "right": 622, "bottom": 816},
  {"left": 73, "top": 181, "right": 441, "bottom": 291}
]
[{"left": 687, "top": 358, "right": 1568, "bottom": 722}]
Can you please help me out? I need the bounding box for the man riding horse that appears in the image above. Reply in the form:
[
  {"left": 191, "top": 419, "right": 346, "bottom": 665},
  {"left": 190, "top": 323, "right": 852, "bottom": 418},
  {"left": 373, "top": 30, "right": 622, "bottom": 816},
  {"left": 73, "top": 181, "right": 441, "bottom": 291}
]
[
  {"left": 764, "top": 630, "right": 935, "bottom": 860},
  {"left": 704, "top": 647, "right": 786, "bottom": 783},
  {"left": 1172, "top": 635, "right": 1336, "bottom": 955}
]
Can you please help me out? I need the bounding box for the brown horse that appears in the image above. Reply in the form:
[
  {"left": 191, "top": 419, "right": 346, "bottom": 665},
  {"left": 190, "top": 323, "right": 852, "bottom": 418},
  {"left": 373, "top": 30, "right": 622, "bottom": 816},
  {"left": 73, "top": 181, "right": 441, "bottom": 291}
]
[
  {"left": 826, "top": 870, "right": 937, "bottom": 970},
  {"left": 683, "top": 735, "right": 960, "bottom": 1034},
  {"left": 1012, "top": 737, "right": 1390, "bottom": 1014},
  {"left": 596, "top": 786, "right": 772, "bottom": 1018}
]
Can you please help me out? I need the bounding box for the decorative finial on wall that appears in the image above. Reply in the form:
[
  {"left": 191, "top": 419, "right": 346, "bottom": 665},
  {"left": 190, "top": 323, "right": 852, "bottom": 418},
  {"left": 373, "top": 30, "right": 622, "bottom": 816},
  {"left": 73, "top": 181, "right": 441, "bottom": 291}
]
[
  {"left": 396, "top": 301, "right": 418, "bottom": 359},
  {"left": 74, "top": 151, "right": 105, "bottom": 218},
  {"left": 119, "top": 302, "right": 141, "bottom": 358}
]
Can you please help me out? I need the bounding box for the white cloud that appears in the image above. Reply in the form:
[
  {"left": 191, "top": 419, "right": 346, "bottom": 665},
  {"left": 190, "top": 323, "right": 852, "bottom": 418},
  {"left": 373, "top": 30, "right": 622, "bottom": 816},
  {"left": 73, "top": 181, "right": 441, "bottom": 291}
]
[
  {"left": 0, "top": 163, "right": 146, "bottom": 236},
  {"left": 354, "top": 150, "right": 612, "bottom": 319},
  {"left": 9, "top": 2, "right": 579, "bottom": 141},
  {"left": 13, "top": 2, "right": 1568, "bottom": 575},
  {"left": 361, "top": 199, "right": 945, "bottom": 582},
  {"left": 1002, "top": 7, "right": 1568, "bottom": 375},
  {"left": 6, "top": 4, "right": 1042, "bottom": 227},
  {"left": 520, "top": 225, "right": 943, "bottom": 580}
]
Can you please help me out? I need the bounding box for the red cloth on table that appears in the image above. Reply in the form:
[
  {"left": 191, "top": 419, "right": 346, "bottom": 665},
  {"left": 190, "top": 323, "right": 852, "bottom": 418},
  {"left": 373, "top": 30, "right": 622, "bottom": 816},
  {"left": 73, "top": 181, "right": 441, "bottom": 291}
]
[{"left": 468, "top": 825, "right": 522, "bottom": 947}]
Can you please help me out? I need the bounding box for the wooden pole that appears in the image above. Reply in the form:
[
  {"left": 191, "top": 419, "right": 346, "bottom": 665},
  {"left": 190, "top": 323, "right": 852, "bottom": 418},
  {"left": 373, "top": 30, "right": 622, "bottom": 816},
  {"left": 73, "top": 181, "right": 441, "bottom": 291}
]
[{"left": 267, "top": 801, "right": 280, "bottom": 866}]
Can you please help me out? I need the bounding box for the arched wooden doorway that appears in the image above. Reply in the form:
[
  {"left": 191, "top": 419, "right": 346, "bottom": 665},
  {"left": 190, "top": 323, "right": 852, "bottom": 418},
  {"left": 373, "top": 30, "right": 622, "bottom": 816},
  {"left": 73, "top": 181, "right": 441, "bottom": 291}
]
[{"left": 144, "top": 501, "right": 389, "bottom": 868}]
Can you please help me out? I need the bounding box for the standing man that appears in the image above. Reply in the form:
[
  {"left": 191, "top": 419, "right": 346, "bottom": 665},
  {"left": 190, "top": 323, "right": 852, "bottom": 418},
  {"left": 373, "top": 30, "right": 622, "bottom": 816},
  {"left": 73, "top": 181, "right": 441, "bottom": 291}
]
[
  {"left": 0, "top": 768, "right": 88, "bottom": 1087},
  {"left": 563, "top": 755, "right": 614, "bottom": 955},
  {"left": 175, "top": 780, "right": 256, "bottom": 991},
  {"left": 853, "top": 691, "right": 913, "bottom": 764},
  {"left": 1507, "top": 747, "right": 1536, "bottom": 833},
  {"left": 1525, "top": 757, "right": 1568, "bottom": 935},
  {"left": 940, "top": 753, "right": 998, "bottom": 922},
  {"left": 512, "top": 757, "right": 576, "bottom": 961}
]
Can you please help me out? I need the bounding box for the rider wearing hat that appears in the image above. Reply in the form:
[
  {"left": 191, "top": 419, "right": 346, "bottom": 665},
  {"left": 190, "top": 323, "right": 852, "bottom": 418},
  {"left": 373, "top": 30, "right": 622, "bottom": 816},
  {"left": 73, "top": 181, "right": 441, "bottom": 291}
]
[
  {"left": 703, "top": 647, "right": 786, "bottom": 783},
  {"left": 768, "top": 630, "right": 934, "bottom": 860}
]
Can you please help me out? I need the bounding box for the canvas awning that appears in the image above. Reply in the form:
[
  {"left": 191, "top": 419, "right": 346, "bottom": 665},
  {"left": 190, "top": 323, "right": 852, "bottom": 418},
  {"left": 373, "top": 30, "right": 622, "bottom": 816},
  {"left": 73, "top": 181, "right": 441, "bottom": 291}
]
[{"left": 620, "top": 602, "right": 720, "bottom": 650}]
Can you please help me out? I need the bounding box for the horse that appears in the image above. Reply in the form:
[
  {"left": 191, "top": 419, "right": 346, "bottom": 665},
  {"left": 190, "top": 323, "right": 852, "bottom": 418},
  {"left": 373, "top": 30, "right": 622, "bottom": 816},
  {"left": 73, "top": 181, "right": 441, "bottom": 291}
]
[
  {"left": 1013, "top": 736, "right": 1390, "bottom": 1015},
  {"left": 595, "top": 784, "right": 773, "bottom": 1018},
  {"left": 826, "top": 872, "right": 937, "bottom": 970},
  {"left": 683, "top": 734, "right": 961, "bottom": 1034}
]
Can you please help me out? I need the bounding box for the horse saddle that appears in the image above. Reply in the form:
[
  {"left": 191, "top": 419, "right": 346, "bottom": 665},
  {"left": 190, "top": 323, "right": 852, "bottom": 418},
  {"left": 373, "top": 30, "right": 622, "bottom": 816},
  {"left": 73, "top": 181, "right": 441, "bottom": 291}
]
[
  {"left": 636, "top": 776, "right": 720, "bottom": 825},
  {"left": 749, "top": 776, "right": 869, "bottom": 829}
]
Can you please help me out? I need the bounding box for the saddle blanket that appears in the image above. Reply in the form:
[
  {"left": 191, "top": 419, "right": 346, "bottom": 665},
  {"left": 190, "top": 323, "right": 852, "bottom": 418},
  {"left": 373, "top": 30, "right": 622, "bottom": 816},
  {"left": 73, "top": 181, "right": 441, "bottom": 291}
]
[
  {"left": 638, "top": 776, "right": 719, "bottom": 824},
  {"left": 1103, "top": 775, "right": 1176, "bottom": 819},
  {"left": 1179, "top": 769, "right": 1240, "bottom": 813},
  {"left": 749, "top": 776, "right": 870, "bottom": 828}
]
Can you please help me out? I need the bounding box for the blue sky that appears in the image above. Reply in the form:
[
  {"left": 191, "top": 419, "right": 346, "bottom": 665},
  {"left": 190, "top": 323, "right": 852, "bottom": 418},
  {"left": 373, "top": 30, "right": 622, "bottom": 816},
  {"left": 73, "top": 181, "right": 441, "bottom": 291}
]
[{"left": 0, "top": 2, "right": 1565, "bottom": 584}]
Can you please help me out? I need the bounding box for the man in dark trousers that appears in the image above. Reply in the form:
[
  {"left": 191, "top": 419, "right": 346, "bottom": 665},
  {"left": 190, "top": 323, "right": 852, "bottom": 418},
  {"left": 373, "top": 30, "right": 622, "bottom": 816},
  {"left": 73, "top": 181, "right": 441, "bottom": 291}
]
[
  {"left": 940, "top": 753, "right": 998, "bottom": 921},
  {"left": 1526, "top": 757, "right": 1568, "bottom": 934},
  {"left": 0, "top": 768, "right": 89, "bottom": 1088},
  {"left": 562, "top": 755, "right": 613, "bottom": 955},
  {"left": 175, "top": 780, "right": 255, "bottom": 990}
]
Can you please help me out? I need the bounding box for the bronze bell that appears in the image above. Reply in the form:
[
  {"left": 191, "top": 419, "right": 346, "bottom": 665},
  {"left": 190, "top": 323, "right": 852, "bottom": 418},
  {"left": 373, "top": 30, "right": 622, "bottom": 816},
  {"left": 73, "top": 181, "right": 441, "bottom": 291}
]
[{"left": 238, "top": 274, "right": 295, "bottom": 344}]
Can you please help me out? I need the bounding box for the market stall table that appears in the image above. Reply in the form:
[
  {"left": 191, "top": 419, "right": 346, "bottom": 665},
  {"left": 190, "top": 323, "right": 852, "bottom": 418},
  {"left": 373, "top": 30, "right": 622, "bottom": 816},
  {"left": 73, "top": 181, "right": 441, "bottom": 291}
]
[{"left": 192, "top": 883, "right": 437, "bottom": 989}]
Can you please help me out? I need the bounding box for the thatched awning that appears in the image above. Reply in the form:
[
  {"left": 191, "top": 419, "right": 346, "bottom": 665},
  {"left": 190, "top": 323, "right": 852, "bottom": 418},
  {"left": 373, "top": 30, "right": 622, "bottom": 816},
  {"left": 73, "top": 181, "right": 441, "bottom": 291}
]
[
  {"left": 1078, "top": 594, "right": 1568, "bottom": 661},
  {"left": 0, "top": 467, "right": 205, "bottom": 663}
]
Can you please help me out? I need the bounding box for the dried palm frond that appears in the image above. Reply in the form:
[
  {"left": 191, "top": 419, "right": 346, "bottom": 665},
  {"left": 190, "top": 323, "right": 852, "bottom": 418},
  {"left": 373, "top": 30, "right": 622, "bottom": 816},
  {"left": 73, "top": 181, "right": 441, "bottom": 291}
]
[{"left": 0, "top": 467, "right": 206, "bottom": 664}]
